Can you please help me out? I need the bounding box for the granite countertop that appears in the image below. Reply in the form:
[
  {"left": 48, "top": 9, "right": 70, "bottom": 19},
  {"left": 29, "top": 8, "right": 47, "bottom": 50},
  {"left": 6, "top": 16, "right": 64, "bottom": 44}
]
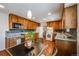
[
  {"left": 54, "top": 32, "right": 77, "bottom": 42},
  {"left": 55, "top": 38, "right": 77, "bottom": 42}
]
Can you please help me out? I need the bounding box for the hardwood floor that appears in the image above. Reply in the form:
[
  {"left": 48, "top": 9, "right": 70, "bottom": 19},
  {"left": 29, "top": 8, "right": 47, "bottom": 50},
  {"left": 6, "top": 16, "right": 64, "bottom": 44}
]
[{"left": 0, "top": 50, "right": 10, "bottom": 56}]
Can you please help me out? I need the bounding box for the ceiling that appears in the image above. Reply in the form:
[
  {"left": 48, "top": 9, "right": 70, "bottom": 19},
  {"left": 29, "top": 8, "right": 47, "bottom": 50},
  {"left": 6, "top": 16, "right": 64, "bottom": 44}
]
[
  {"left": 65, "top": 3, "right": 76, "bottom": 8},
  {"left": 0, "top": 3, "right": 64, "bottom": 23}
]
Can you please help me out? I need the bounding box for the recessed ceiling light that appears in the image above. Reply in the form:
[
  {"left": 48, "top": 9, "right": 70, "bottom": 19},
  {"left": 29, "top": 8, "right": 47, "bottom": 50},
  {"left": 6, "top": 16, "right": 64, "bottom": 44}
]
[
  {"left": 0, "top": 4, "right": 5, "bottom": 8},
  {"left": 48, "top": 12, "right": 52, "bottom": 15}
]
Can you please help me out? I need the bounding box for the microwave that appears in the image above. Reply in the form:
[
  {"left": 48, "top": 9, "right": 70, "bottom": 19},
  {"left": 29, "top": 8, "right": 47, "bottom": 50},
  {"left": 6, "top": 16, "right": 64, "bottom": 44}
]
[{"left": 12, "top": 23, "right": 22, "bottom": 29}]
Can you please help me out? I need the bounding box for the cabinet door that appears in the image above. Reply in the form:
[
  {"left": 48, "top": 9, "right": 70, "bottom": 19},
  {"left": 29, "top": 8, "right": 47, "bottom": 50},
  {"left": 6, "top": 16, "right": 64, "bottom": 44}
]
[
  {"left": 55, "top": 40, "right": 77, "bottom": 56},
  {"left": 31, "top": 22, "right": 34, "bottom": 29},
  {"left": 6, "top": 39, "right": 16, "bottom": 48},
  {"left": 49, "top": 21, "right": 59, "bottom": 29},
  {"left": 27, "top": 21, "right": 39, "bottom": 30},
  {"left": 9, "top": 39, "right": 16, "bottom": 47},
  {"left": 9, "top": 14, "right": 39, "bottom": 30},
  {"left": 65, "top": 5, "right": 77, "bottom": 28},
  {"left": 59, "top": 21, "right": 62, "bottom": 29},
  {"left": 62, "top": 11, "right": 65, "bottom": 29},
  {"left": 27, "top": 21, "right": 31, "bottom": 29},
  {"left": 32, "top": 22, "right": 36, "bottom": 29},
  {"left": 47, "top": 22, "right": 50, "bottom": 27},
  {"left": 5, "top": 38, "right": 10, "bottom": 48},
  {"left": 10, "top": 14, "right": 18, "bottom": 22},
  {"left": 35, "top": 23, "right": 40, "bottom": 29},
  {"left": 9, "top": 14, "right": 18, "bottom": 29},
  {"left": 47, "top": 22, "right": 53, "bottom": 29},
  {"left": 24, "top": 19, "right": 28, "bottom": 29},
  {"left": 17, "top": 17, "right": 25, "bottom": 29},
  {"left": 32, "top": 22, "right": 38, "bottom": 29},
  {"left": 54, "top": 21, "right": 59, "bottom": 29}
]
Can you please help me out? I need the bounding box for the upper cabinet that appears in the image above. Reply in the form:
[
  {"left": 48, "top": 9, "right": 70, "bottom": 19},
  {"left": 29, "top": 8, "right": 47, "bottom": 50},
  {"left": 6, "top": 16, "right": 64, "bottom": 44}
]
[
  {"left": 47, "top": 5, "right": 77, "bottom": 29},
  {"left": 24, "top": 19, "right": 29, "bottom": 29},
  {"left": 62, "top": 10, "right": 65, "bottom": 29},
  {"left": 47, "top": 20, "right": 62, "bottom": 30},
  {"left": 59, "top": 20, "right": 63, "bottom": 29},
  {"left": 64, "top": 5, "right": 77, "bottom": 29},
  {"left": 17, "top": 17, "right": 26, "bottom": 29},
  {"left": 27, "top": 21, "right": 39, "bottom": 30},
  {"left": 9, "top": 14, "right": 39, "bottom": 30},
  {"left": 9, "top": 14, "right": 18, "bottom": 29}
]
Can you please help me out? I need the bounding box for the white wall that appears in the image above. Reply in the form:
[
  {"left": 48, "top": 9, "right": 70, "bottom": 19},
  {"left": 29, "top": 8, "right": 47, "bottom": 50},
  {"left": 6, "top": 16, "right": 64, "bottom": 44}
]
[
  {"left": 77, "top": 4, "right": 79, "bottom": 56},
  {"left": 40, "top": 22, "right": 47, "bottom": 27},
  {"left": 0, "top": 12, "right": 9, "bottom": 50}
]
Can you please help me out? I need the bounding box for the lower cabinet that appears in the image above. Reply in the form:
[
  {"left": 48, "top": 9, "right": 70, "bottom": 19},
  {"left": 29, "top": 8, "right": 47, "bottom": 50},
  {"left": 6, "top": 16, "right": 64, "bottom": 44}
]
[
  {"left": 5, "top": 38, "right": 16, "bottom": 48},
  {"left": 55, "top": 40, "right": 77, "bottom": 56}
]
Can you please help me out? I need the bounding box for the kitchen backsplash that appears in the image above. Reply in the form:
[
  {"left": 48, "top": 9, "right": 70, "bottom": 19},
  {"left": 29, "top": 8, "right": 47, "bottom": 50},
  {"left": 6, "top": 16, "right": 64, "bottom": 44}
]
[
  {"left": 5, "top": 29, "right": 35, "bottom": 38},
  {"left": 8, "top": 29, "right": 35, "bottom": 33}
]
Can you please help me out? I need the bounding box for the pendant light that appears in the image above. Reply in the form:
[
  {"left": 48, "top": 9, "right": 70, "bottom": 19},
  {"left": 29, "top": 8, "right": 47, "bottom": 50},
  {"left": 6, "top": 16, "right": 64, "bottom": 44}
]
[{"left": 27, "top": 10, "right": 32, "bottom": 19}]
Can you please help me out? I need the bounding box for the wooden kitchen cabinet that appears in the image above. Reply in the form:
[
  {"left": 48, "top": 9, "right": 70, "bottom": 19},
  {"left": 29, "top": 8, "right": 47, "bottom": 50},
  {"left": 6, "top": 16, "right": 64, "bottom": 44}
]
[
  {"left": 53, "top": 21, "right": 59, "bottom": 29},
  {"left": 27, "top": 20, "right": 39, "bottom": 30},
  {"left": 47, "top": 5, "right": 77, "bottom": 30},
  {"left": 59, "top": 21, "right": 62, "bottom": 29},
  {"left": 62, "top": 11, "right": 65, "bottom": 29},
  {"left": 17, "top": 17, "right": 25, "bottom": 29},
  {"left": 55, "top": 40, "right": 77, "bottom": 56},
  {"left": 64, "top": 5, "right": 77, "bottom": 29},
  {"left": 28, "top": 21, "right": 33, "bottom": 29},
  {"left": 9, "top": 14, "right": 18, "bottom": 29},
  {"left": 9, "top": 14, "right": 39, "bottom": 30},
  {"left": 23, "top": 19, "right": 39, "bottom": 30},
  {"left": 32, "top": 22, "right": 39, "bottom": 29},
  {"left": 24, "top": 19, "right": 29, "bottom": 29},
  {"left": 6, "top": 38, "right": 16, "bottom": 48},
  {"left": 47, "top": 22, "right": 50, "bottom": 27},
  {"left": 9, "top": 39, "right": 16, "bottom": 48},
  {"left": 47, "top": 21, "right": 62, "bottom": 30}
]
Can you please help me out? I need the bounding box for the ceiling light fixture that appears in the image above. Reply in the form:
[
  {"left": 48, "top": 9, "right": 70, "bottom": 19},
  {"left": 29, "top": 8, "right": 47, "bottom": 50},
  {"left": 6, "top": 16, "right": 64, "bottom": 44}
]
[
  {"left": 48, "top": 12, "right": 52, "bottom": 15},
  {"left": 27, "top": 10, "right": 32, "bottom": 19},
  {"left": 0, "top": 4, "right": 5, "bottom": 8}
]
